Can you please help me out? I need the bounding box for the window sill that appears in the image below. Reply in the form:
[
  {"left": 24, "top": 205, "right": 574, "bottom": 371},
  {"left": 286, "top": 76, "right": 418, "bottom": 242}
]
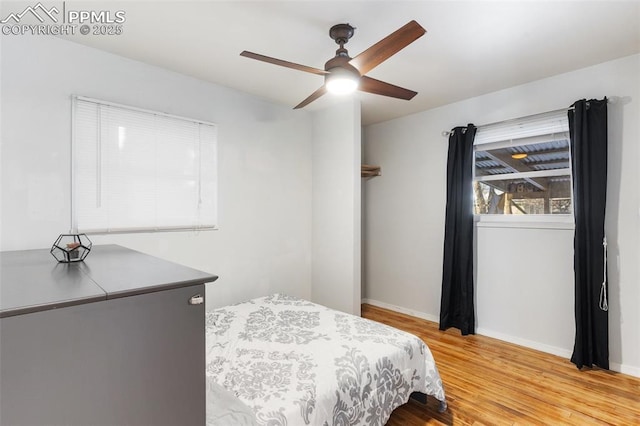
[{"left": 474, "top": 215, "right": 574, "bottom": 230}]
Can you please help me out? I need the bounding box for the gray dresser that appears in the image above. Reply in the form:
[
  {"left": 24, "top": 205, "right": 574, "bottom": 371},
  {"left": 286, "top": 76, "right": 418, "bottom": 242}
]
[{"left": 0, "top": 244, "right": 218, "bottom": 426}]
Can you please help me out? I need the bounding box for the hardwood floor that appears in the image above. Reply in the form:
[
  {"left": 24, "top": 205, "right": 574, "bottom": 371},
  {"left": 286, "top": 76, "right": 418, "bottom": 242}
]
[{"left": 361, "top": 304, "right": 640, "bottom": 425}]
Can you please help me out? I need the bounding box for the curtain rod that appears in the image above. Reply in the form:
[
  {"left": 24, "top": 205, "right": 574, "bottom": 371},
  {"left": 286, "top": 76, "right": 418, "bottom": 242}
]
[{"left": 441, "top": 99, "right": 610, "bottom": 137}]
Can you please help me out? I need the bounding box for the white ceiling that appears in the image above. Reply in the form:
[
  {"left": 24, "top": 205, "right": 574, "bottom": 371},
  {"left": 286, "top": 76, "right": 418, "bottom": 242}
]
[{"left": 43, "top": 1, "right": 640, "bottom": 124}]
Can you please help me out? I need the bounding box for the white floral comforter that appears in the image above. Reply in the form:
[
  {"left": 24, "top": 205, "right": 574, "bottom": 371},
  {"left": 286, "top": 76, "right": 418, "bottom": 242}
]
[{"left": 206, "top": 294, "right": 446, "bottom": 426}]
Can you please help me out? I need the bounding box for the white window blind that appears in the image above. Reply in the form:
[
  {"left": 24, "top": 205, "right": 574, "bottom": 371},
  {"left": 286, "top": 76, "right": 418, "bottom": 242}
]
[
  {"left": 474, "top": 110, "right": 570, "bottom": 147},
  {"left": 72, "top": 96, "right": 217, "bottom": 233}
]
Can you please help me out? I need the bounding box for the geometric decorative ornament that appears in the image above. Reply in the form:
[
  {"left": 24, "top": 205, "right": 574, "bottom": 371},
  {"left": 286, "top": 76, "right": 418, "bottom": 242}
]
[{"left": 50, "top": 233, "right": 92, "bottom": 263}]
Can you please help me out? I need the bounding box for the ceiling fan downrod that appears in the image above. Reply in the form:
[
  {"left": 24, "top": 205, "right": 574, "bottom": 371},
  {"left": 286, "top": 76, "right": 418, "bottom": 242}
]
[{"left": 329, "top": 23, "right": 355, "bottom": 57}]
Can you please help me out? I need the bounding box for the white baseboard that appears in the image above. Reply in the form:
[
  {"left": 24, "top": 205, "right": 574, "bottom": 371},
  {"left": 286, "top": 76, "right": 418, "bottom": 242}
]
[
  {"left": 610, "top": 362, "right": 640, "bottom": 378},
  {"left": 361, "top": 298, "right": 440, "bottom": 323},
  {"left": 362, "top": 298, "right": 639, "bottom": 378},
  {"left": 475, "top": 327, "right": 572, "bottom": 359}
]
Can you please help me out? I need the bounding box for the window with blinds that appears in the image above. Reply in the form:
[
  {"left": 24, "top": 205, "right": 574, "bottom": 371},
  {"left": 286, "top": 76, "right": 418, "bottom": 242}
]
[
  {"left": 72, "top": 96, "right": 217, "bottom": 233},
  {"left": 473, "top": 110, "right": 572, "bottom": 216}
]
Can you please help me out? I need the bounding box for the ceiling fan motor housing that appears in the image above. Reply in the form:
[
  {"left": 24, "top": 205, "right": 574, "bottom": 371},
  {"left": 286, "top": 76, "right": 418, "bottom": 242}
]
[
  {"left": 324, "top": 53, "right": 361, "bottom": 94},
  {"left": 324, "top": 55, "right": 359, "bottom": 74}
]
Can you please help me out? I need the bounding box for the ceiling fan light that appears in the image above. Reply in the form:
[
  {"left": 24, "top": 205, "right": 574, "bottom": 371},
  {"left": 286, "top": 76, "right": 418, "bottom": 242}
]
[{"left": 325, "top": 68, "right": 359, "bottom": 95}]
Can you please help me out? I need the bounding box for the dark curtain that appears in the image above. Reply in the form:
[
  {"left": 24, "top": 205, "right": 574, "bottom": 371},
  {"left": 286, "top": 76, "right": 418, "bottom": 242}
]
[
  {"left": 440, "top": 124, "right": 477, "bottom": 336},
  {"left": 568, "top": 98, "right": 609, "bottom": 370}
]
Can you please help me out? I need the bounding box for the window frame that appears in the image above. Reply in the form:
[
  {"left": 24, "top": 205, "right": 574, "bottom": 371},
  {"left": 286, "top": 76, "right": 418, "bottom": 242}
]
[
  {"left": 71, "top": 95, "right": 218, "bottom": 234},
  {"left": 472, "top": 111, "right": 574, "bottom": 229}
]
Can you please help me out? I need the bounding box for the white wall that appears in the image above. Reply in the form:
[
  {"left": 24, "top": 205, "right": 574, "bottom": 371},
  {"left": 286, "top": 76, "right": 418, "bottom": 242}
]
[
  {"left": 0, "top": 35, "right": 313, "bottom": 308},
  {"left": 311, "top": 99, "right": 361, "bottom": 315},
  {"left": 363, "top": 54, "right": 640, "bottom": 376}
]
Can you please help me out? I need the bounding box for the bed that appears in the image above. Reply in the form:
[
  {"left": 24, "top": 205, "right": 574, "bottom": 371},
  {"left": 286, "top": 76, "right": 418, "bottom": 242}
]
[{"left": 205, "top": 294, "right": 446, "bottom": 426}]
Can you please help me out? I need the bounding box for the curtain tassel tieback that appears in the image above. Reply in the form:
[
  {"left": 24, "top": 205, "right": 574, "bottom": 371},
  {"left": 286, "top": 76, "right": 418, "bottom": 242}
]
[{"left": 599, "top": 236, "right": 608, "bottom": 312}]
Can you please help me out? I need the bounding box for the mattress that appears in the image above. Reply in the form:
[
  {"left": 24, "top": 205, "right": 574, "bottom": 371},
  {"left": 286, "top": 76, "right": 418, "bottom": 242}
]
[{"left": 206, "top": 294, "right": 446, "bottom": 425}]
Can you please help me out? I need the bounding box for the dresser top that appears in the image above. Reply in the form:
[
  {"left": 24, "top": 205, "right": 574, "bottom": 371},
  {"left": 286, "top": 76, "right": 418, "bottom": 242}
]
[{"left": 0, "top": 245, "right": 217, "bottom": 318}]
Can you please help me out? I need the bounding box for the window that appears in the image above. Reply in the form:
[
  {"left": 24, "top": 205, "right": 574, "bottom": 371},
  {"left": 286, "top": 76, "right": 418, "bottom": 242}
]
[
  {"left": 473, "top": 111, "right": 572, "bottom": 217},
  {"left": 72, "top": 96, "right": 217, "bottom": 233}
]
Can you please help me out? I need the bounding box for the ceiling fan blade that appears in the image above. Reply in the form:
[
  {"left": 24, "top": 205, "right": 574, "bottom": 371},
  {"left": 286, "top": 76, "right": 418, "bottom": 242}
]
[
  {"left": 240, "top": 51, "right": 328, "bottom": 76},
  {"left": 359, "top": 76, "right": 417, "bottom": 100},
  {"left": 294, "top": 86, "right": 327, "bottom": 109},
  {"left": 349, "top": 20, "right": 426, "bottom": 75}
]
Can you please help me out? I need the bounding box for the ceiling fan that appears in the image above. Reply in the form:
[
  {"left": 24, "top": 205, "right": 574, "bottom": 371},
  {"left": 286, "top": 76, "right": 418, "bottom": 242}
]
[{"left": 240, "top": 20, "right": 426, "bottom": 109}]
